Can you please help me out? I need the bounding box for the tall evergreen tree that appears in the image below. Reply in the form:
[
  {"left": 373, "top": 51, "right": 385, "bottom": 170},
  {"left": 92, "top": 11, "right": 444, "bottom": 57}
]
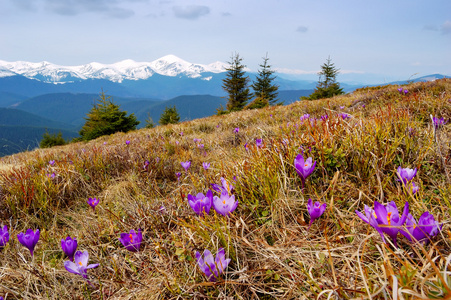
[
  {"left": 159, "top": 106, "right": 180, "bottom": 125},
  {"left": 304, "top": 56, "right": 344, "bottom": 100},
  {"left": 79, "top": 92, "right": 139, "bottom": 141},
  {"left": 251, "top": 54, "right": 279, "bottom": 106},
  {"left": 222, "top": 53, "right": 252, "bottom": 112}
]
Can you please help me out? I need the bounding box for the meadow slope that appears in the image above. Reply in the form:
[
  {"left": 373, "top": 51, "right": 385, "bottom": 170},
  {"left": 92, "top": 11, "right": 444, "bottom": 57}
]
[{"left": 0, "top": 79, "right": 450, "bottom": 299}]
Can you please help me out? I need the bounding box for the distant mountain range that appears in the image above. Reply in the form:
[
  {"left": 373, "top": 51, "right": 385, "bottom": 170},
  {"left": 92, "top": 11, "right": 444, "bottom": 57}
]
[{"left": 0, "top": 54, "right": 448, "bottom": 156}]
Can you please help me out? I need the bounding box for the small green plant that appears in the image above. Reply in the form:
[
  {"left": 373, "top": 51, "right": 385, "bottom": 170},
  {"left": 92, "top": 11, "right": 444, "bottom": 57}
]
[{"left": 40, "top": 130, "right": 67, "bottom": 148}]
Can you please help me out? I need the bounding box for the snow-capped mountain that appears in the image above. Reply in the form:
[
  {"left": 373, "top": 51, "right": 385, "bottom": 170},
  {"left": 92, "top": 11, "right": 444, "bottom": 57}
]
[{"left": 0, "top": 55, "right": 228, "bottom": 83}]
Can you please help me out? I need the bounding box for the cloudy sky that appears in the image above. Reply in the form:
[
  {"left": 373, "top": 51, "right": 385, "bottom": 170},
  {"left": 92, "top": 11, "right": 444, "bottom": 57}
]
[{"left": 0, "top": 0, "right": 449, "bottom": 81}]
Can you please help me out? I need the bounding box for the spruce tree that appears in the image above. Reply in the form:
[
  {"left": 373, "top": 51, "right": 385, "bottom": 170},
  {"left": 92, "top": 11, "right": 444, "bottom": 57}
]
[
  {"left": 304, "top": 56, "right": 344, "bottom": 100},
  {"left": 159, "top": 106, "right": 180, "bottom": 125},
  {"left": 222, "top": 53, "right": 252, "bottom": 112},
  {"left": 79, "top": 92, "right": 139, "bottom": 141},
  {"left": 251, "top": 54, "right": 279, "bottom": 106}
]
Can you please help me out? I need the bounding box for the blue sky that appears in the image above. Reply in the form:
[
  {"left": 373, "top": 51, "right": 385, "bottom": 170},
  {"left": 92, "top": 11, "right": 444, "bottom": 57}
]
[{"left": 0, "top": 0, "right": 450, "bottom": 82}]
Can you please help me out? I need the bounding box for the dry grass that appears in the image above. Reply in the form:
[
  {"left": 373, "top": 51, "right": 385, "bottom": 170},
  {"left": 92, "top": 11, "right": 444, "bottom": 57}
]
[{"left": 0, "top": 79, "right": 450, "bottom": 299}]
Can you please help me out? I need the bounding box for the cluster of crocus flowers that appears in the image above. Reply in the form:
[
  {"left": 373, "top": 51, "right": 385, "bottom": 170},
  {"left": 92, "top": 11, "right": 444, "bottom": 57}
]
[
  {"left": 188, "top": 191, "right": 213, "bottom": 216},
  {"left": 356, "top": 201, "right": 409, "bottom": 247},
  {"left": 294, "top": 153, "right": 316, "bottom": 190},
  {"left": 87, "top": 197, "right": 99, "bottom": 212},
  {"left": 307, "top": 199, "right": 327, "bottom": 229},
  {"left": 64, "top": 250, "right": 99, "bottom": 279},
  {"left": 432, "top": 116, "right": 447, "bottom": 129},
  {"left": 195, "top": 248, "right": 231, "bottom": 282},
  {"left": 0, "top": 225, "right": 9, "bottom": 249},
  {"left": 397, "top": 87, "right": 408, "bottom": 95},
  {"left": 119, "top": 229, "right": 143, "bottom": 252},
  {"left": 397, "top": 166, "right": 419, "bottom": 195},
  {"left": 61, "top": 236, "right": 78, "bottom": 261},
  {"left": 339, "top": 113, "right": 350, "bottom": 120}
]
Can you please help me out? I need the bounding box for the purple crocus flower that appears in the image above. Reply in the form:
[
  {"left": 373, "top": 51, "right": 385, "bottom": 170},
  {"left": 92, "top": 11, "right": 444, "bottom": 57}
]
[
  {"left": 126, "top": 140, "right": 130, "bottom": 145},
  {"left": 357, "top": 201, "right": 409, "bottom": 247},
  {"left": 234, "top": 127, "right": 239, "bottom": 133},
  {"left": 17, "top": 229, "right": 40, "bottom": 257},
  {"left": 49, "top": 160, "right": 55, "bottom": 166},
  {"left": 188, "top": 190, "right": 213, "bottom": 216},
  {"left": 432, "top": 117, "right": 447, "bottom": 129},
  {"left": 64, "top": 250, "right": 99, "bottom": 279},
  {"left": 202, "top": 162, "right": 210, "bottom": 170},
  {"left": 61, "top": 236, "right": 78, "bottom": 261},
  {"left": 0, "top": 225, "right": 9, "bottom": 249},
  {"left": 397, "top": 87, "right": 403, "bottom": 94},
  {"left": 176, "top": 172, "right": 182, "bottom": 181},
  {"left": 400, "top": 212, "right": 442, "bottom": 244},
  {"left": 255, "top": 139, "right": 262, "bottom": 148},
  {"left": 320, "top": 114, "right": 329, "bottom": 121},
  {"left": 143, "top": 160, "right": 150, "bottom": 171},
  {"left": 211, "top": 177, "right": 234, "bottom": 195},
  {"left": 300, "top": 114, "right": 310, "bottom": 121},
  {"left": 119, "top": 229, "right": 143, "bottom": 252},
  {"left": 195, "top": 248, "right": 231, "bottom": 282},
  {"left": 397, "top": 166, "right": 417, "bottom": 185},
  {"left": 294, "top": 153, "right": 316, "bottom": 189},
  {"left": 244, "top": 143, "right": 249, "bottom": 151},
  {"left": 87, "top": 197, "right": 99, "bottom": 211},
  {"left": 307, "top": 199, "right": 327, "bottom": 229},
  {"left": 181, "top": 161, "right": 191, "bottom": 172},
  {"left": 339, "top": 113, "right": 350, "bottom": 120},
  {"left": 198, "top": 144, "right": 204, "bottom": 149},
  {"left": 212, "top": 191, "right": 238, "bottom": 216},
  {"left": 403, "top": 89, "right": 408, "bottom": 95}
]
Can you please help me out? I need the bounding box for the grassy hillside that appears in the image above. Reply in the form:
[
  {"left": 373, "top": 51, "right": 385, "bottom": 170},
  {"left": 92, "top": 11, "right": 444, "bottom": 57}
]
[{"left": 0, "top": 79, "right": 450, "bottom": 299}]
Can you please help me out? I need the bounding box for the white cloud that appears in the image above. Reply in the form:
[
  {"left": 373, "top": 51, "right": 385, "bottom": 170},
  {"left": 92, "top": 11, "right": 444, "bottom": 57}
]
[
  {"left": 172, "top": 5, "right": 210, "bottom": 20},
  {"left": 296, "top": 26, "right": 308, "bottom": 33},
  {"left": 441, "top": 20, "right": 451, "bottom": 35}
]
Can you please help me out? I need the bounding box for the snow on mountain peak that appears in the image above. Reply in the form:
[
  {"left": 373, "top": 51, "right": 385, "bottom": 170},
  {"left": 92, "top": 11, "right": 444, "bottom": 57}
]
[{"left": 0, "top": 55, "right": 227, "bottom": 83}]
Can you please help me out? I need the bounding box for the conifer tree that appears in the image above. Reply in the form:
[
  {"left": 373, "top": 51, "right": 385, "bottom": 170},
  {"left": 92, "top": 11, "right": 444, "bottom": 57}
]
[
  {"left": 159, "top": 106, "right": 180, "bottom": 125},
  {"left": 79, "top": 92, "right": 139, "bottom": 141},
  {"left": 304, "top": 56, "right": 344, "bottom": 100},
  {"left": 251, "top": 54, "right": 279, "bottom": 106},
  {"left": 222, "top": 53, "right": 252, "bottom": 112}
]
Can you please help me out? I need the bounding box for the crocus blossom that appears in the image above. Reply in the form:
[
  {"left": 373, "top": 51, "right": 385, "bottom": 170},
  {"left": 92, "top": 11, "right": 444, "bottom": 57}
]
[
  {"left": 256, "top": 139, "right": 263, "bottom": 148},
  {"left": 397, "top": 166, "right": 417, "bottom": 185},
  {"left": 212, "top": 191, "right": 238, "bottom": 216},
  {"left": 400, "top": 212, "right": 442, "bottom": 244},
  {"left": 181, "top": 161, "right": 191, "bottom": 172},
  {"left": 176, "top": 172, "right": 182, "bottom": 181},
  {"left": 307, "top": 199, "right": 327, "bottom": 228},
  {"left": 188, "top": 190, "right": 213, "bottom": 216},
  {"left": 119, "top": 229, "right": 143, "bottom": 252},
  {"left": 0, "top": 225, "right": 9, "bottom": 249},
  {"left": 195, "top": 248, "right": 231, "bottom": 282},
  {"left": 202, "top": 162, "right": 210, "bottom": 170},
  {"left": 17, "top": 229, "right": 40, "bottom": 257},
  {"left": 356, "top": 201, "right": 409, "bottom": 247},
  {"left": 87, "top": 197, "right": 99, "bottom": 211},
  {"left": 64, "top": 250, "right": 99, "bottom": 279},
  {"left": 432, "top": 117, "right": 447, "bottom": 129},
  {"left": 211, "top": 177, "right": 234, "bottom": 195},
  {"left": 125, "top": 140, "right": 130, "bottom": 145},
  {"left": 410, "top": 182, "right": 419, "bottom": 195},
  {"left": 234, "top": 127, "right": 239, "bottom": 133},
  {"left": 294, "top": 153, "right": 316, "bottom": 189},
  {"left": 61, "top": 236, "right": 78, "bottom": 261},
  {"left": 49, "top": 160, "right": 55, "bottom": 166}
]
